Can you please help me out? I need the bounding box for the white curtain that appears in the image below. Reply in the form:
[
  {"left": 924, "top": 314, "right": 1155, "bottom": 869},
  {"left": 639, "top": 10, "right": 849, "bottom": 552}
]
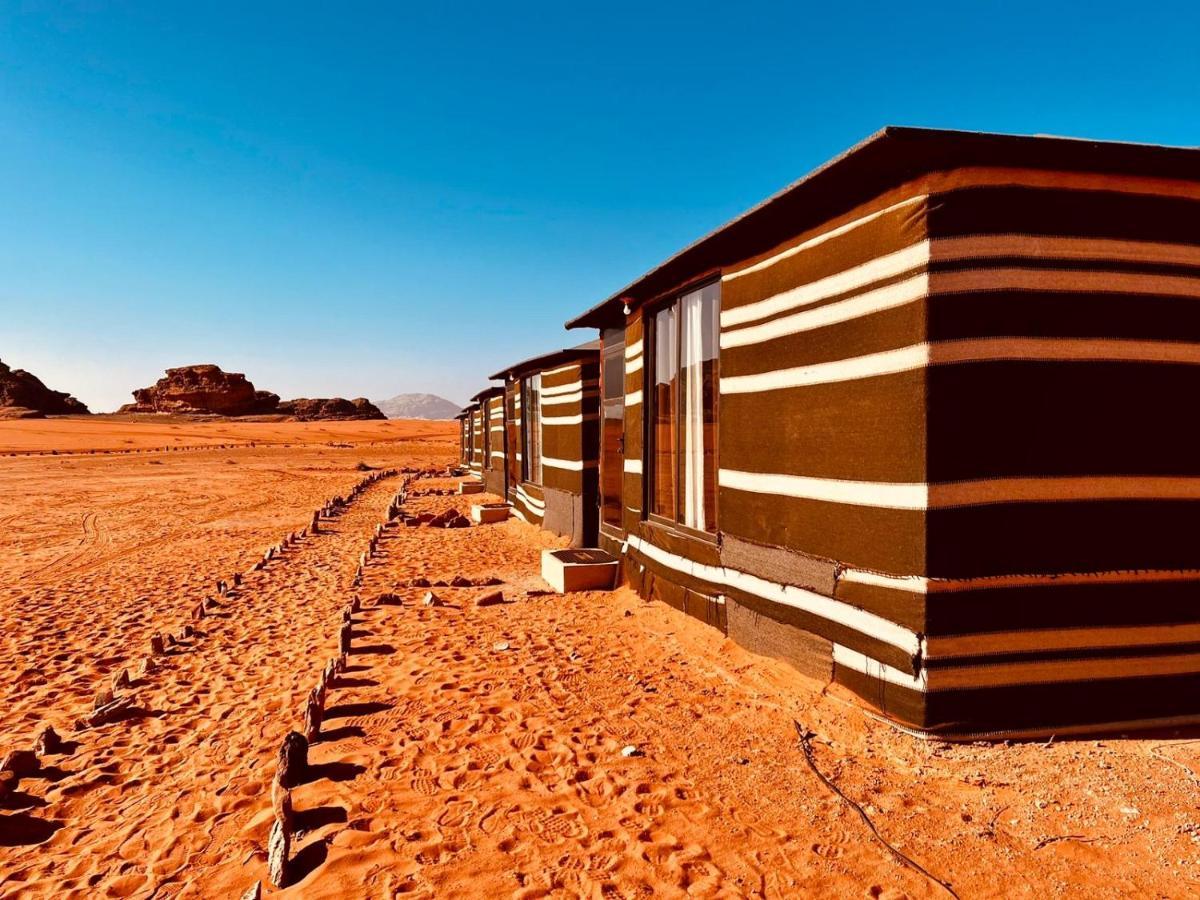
[{"left": 680, "top": 289, "right": 706, "bottom": 531}]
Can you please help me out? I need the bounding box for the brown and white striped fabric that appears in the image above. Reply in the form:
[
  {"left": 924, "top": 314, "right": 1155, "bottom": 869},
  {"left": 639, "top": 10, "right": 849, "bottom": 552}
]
[
  {"left": 491, "top": 345, "right": 600, "bottom": 545},
  {"left": 475, "top": 388, "right": 507, "bottom": 497},
  {"left": 466, "top": 404, "right": 484, "bottom": 477},
  {"left": 455, "top": 410, "right": 470, "bottom": 466},
  {"left": 569, "top": 128, "right": 1200, "bottom": 738}
]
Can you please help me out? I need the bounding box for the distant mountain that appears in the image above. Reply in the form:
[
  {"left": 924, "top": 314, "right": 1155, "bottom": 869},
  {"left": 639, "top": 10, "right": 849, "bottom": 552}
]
[{"left": 373, "top": 393, "right": 462, "bottom": 420}]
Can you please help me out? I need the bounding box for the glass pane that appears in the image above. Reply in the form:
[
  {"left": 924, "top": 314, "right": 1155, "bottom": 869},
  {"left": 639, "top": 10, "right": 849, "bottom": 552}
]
[
  {"left": 525, "top": 374, "right": 543, "bottom": 484},
  {"left": 600, "top": 328, "right": 624, "bottom": 526},
  {"left": 679, "top": 282, "right": 719, "bottom": 532},
  {"left": 651, "top": 305, "right": 678, "bottom": 519}
]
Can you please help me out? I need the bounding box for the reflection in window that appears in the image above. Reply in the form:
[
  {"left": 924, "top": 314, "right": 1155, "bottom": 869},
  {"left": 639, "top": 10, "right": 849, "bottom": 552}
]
[
  {"left": 648, "top": 282, "right": 719, "bottom": 532},
  {"left": 523, "top": 374, "right": 543, "bottom": 484}
]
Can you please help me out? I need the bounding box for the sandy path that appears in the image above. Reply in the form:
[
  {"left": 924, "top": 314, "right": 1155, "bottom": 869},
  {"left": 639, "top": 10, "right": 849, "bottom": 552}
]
[{"left": 1, "top": 471, "right": 402, "bottom": 897}]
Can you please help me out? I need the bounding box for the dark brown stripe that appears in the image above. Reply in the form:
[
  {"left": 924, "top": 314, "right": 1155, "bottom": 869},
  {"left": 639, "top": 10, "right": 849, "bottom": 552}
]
[
  {"left": 928, "top": 362, "right": 1200, "bottom": 480},
  {"left": 924, "top": 671, "right": 1200, "bottom": 735},
  {"left": 927, "top": 579, "right": 1200, "bottom": 634},
  {"left": 720, "top": 370, "right": 925, "bottom": 482},
  {"left": 927, "top": 500, "right": 1200, "bottom": 578},
  {"left": 720, "top": 494, "right": 925, "bottom": 576},
  {"left": 929, "top": 185, "right": 1200, "bottom": 245}
]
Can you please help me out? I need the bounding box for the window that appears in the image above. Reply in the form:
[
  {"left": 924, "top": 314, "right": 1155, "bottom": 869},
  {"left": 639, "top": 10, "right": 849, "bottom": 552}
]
[
  {"left": 648, "top": 281, "right": 719, "bottom": 533},
  {"left": 482, "top": 399, "right": 491, "bottom": 464},
  {"left": 522, "top": 374, "right": 543, "bottom": 484},
  {"left": 600, "top": 328, "right": 625, "bottom": 527}
]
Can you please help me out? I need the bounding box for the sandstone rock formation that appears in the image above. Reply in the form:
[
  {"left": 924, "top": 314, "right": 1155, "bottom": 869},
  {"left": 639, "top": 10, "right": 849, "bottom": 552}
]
[
  {"left": 276, "top": 397, "right": 385, "bottom": 421},
  {"left": 121, "top": 364, "right": 385, "bottom": 419},
  {"left": 120, "top": 365, "right": 279, "bottom": 416},
  {"left": 0, "top": 359, "right": 90, "bottom": 416}
]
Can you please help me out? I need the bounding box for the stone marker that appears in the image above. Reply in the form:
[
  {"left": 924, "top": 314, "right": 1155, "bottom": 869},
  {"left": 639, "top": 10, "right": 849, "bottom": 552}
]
[
  {"left": 0, "top": 748, "right": 39, "bottom": 778},
  {"left": 233, "top": 573, "right": 242, "bottom": 587},
  {"left": 94, "top": 685, "right": 114, "bottom": 709},
  {"left": 302, "top": 689, "right": 322, "bottom": 742},
  {"left": 422, "top": 591, "right": 442, "bottom": 607},
  {"left": 150, "top": 634, "right": 165, "bottom": 656},
  {"left": 272, "top": 780, "right": 294, "bottom": 834},
  {"left": 450, "top": 575, "right": 472, "bottom": 588},
  {"left": 339, "top": 621, "right": 353, "bottom": 655},
  {"left": 276, "top": 731, "right": 308, "bottom": 788},
  {"left": 34, "top": 724, "right": 64, "bottom": 755},
  {"left": 112, "top": 668, "right": 131, "bottom": 691},
  {"left": 240, "top": 881, "right": 262, "bottom": 900},
  {"left": 267, "top": 817, "right": 290, "bottom": 888}
]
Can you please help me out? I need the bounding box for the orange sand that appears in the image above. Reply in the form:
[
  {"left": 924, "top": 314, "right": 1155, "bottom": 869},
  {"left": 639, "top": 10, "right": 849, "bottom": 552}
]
[{"left": 1, "top": 419, "right": 1198, "bottom": 898}]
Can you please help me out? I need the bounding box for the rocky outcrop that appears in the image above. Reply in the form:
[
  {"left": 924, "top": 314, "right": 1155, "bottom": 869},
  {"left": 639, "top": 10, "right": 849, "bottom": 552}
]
[
  {"left": 122, "top": 365, "right": 385, "bottom": 420},
  {"left": 277, "top": 397, "right": 385, "bottom": 421},
  {"left": 121, "top": 365, "right": 279, "bottom": 416},
  {"left": 0, "top": 360, "right": 90, "bottom": 416}
]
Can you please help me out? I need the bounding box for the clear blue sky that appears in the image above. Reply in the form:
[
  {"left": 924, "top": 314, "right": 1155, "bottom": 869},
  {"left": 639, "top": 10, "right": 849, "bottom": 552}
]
[{"left": 3, "top": 1, "right": 1199, "bottom": 411}]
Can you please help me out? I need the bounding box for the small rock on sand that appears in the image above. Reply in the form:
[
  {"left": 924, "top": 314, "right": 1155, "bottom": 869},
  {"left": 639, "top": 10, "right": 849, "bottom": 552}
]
[
  {"left": 34, "top": 725, "right": 63, "bottom": 756},
  {"left": 476, "top": 590, "right": 504, "bottom": 607},
  {"left": 422, "top": 591, "right": 442, "bottom": 607},
  {"left": 1, "top": 749, "right": 39, "bottom": 777},
  {"left": 240, "top": 881, "right": 262, "bottom": 900},
  {"left": 267, "top": 818, "right": 290, "bottom": 888},
  {"left": 493, "top": 641, "right": 510, "bottom": 652},
  {"left": 621, "top": 745, "right": 642, "bottom": 758}
]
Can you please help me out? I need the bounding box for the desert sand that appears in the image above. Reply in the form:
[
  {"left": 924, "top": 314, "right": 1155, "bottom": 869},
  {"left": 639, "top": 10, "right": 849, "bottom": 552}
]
[{"left": 1, "top": 419, "right": 1198, "bottom": 898}]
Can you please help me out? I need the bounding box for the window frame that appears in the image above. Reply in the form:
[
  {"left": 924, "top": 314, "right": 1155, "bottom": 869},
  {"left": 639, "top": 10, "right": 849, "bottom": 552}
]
[{"left": 644, "top": 277, "right": 720, "bottom": 540}]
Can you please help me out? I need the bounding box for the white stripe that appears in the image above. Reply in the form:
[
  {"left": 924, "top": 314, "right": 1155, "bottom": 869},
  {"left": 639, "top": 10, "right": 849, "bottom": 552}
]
[
  {"left": 625, "top": 390, "right": 643, "bottom": 407},
  {"left": 722, "top": 241, "right": 931, "bottom": 328},
  {"left": 541, "top": 390, "right": 590, "bottom": 407},
  {"left": 542, "top": 413, "right": 597, "bottom": 426},
  {"left": 542, "top": 363, "right": 579, "bottom": 378},
  {"left": 833, "top": 644, "right": 928, "bottom": 691},
  {"left": 720, "top": 338, "right": 1200, "bottom": 395},
  {"left": 627, "top": 536, "right": 919, "bottom": 656},
  {"left": 720, "top": 469, "right": 926, "bottom": 509},
  {"left": 516, "top": 485, "right": 545, "bottom": 510},
  {"left": 625, "top": 339, "right": 643, "bottom": 360},
  {"left": 490, "top": 451, "right": 504, "bottom": 459},
  {"left": 721, "top": 344, "right": 927, "bottom": 393},
  {"left": 626, "top": 355, "right": 644, "bottom": 374},
  {"left": 541, "top": 380, "right": 583, "bottom": 397},
  {"left": 623, "top": 458, "right": 642, "bottom": 474},
  {"left": 723, "top": 196, "right": 926, "bottom": 283},
  {"left": 721, "top": 469, "right": 1200, "bottom": 510},
  {"left": 838, "top": 566, "right": 1200, "bottom": 594},
  {"left": 543, "top": 456, "right": 598, "bottom": 471},
  {"left": 721, "top": 273, "right": 928, "bottom": 350}
]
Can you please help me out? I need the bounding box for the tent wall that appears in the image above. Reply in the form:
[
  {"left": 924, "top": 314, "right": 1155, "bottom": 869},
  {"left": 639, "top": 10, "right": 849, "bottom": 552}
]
[
  {"left": 468, "top": 407, "right": 484, "bottom": 478},
  {"left": 906, "top": 172, "right": 1200, "bottom": 735},
  {"left": 481, "top": 393, "right": 507, "bottom": 497},
  {"left": 505, "top": 355, "right": 600, "bottom": 547},
  {"left": 595, "top": 158, "right": 1200, "bottom": 736}
]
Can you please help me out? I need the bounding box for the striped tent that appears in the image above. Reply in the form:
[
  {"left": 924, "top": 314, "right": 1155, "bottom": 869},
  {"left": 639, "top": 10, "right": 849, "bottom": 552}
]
[
  {"left": 489, "top": 342, "right": 601, "bottom": 546},
  {"left": 566, "top": 126, "right": 1200, "bottom": 738},
  {"left": 464, "top": 402, "right": 483, "bottom": 480},
  {"left": 454, "top": 408, "right": 471, "bottom": 466},
  {"left": 471, "top": 386, "right": 508, "bottom": 498}
]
